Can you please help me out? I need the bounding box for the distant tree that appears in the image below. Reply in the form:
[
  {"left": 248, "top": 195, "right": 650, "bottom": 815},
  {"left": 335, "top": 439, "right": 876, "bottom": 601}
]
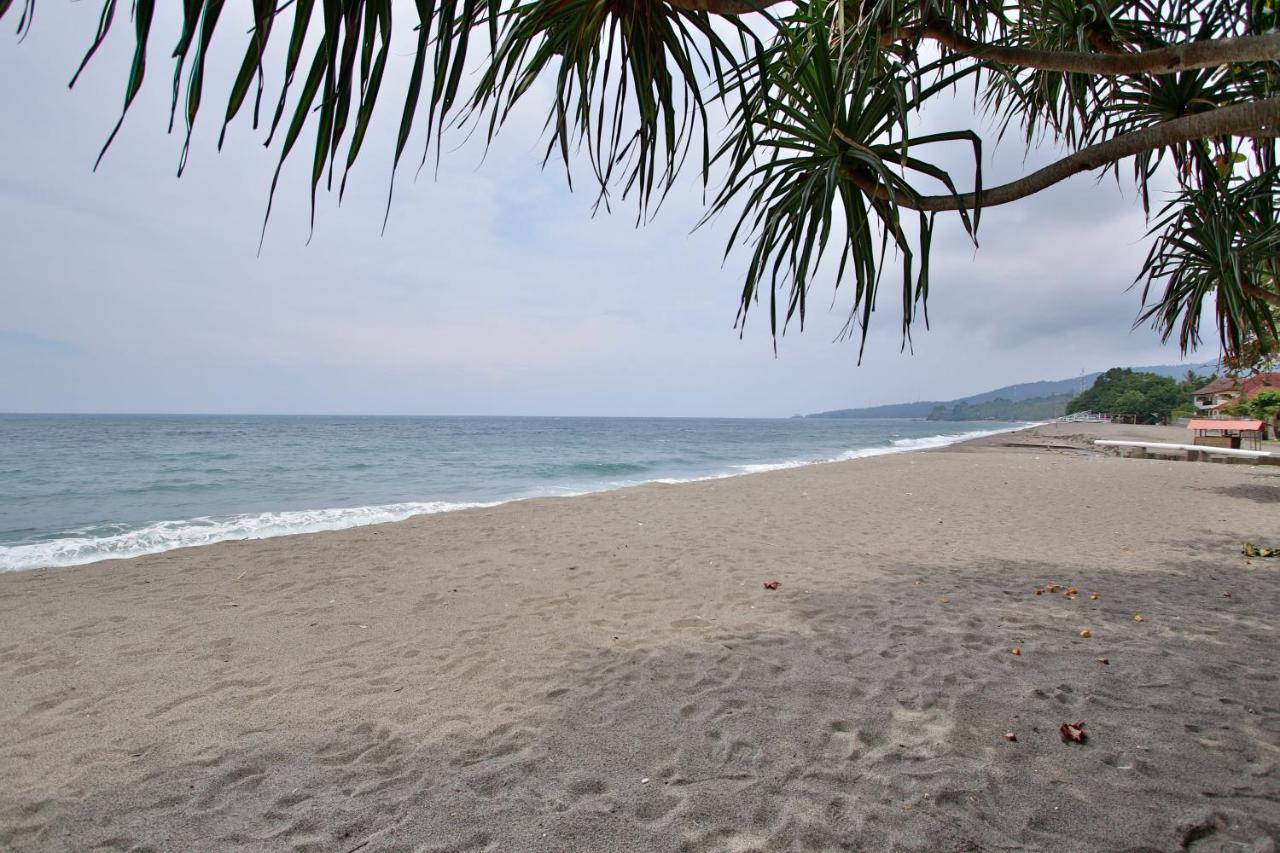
[
  {"left": 1067, "top": 367, "right": 1186, "bottom": 419},
  {"left": 1114, "top": 389, "right": 1148, "bottom": 414},
  {"left": 2, "top": 0, "right": 1279, "bottom": 359},
  {"left": 1247, "top": 389, "right": 1280, "bottom": 436},
  {"left": 1179, "top": 370, "right": 1216, "bottom": 392}
]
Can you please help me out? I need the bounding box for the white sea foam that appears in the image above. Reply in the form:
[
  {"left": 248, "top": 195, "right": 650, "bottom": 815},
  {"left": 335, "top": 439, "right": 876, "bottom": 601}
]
[
  {"left": 887, "top": 424, "right": 1035, "bottom": 451},
  {"left": 736, "top": 423, "right": 1037, "bottom": 471},
  {"left": 0, "top": 422, "right": 1035, "bottom": 572},
  {"left": 661, "top": 422, "right": 1038, "bottom": 481},
  {"left": 729, "top": 459, "right": 816, "bottom": 475},
  {"left": 0, "top": 500, "right": 498, "bottom": 572}
]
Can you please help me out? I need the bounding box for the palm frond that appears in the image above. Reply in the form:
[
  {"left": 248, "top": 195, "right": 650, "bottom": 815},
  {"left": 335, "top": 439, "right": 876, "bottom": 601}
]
[
  {"left": 1138, "top": 168, "right": 1280, "bottom": 359},
  {"left": 705, "top": 1, "right": 980, "bottom": 356},
  {"left": 4, "top": 0, "right": 1279, "bottom": 360}
]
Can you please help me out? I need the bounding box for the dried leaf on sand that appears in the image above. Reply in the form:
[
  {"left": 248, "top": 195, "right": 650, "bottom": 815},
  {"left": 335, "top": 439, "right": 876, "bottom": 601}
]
[{"left": 1059, "top": 721, "right": 1087, "bottom": 744}]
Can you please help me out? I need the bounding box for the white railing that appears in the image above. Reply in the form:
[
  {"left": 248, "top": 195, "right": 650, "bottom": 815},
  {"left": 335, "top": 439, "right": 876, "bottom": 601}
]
[{"left": 1057, "top": 411, "right": 1111, "bottom": 423}]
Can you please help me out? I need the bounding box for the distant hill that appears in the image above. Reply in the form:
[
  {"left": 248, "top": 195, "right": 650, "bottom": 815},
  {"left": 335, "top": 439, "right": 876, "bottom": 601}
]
[
  {"left": 807, "top": 361, "right": 1216, "bottom": 420},
  {"left": 926, "top": 393, "right": 1076, "bottom": 422},
  {"left": 809, "top": 400, "right": 942, "bottom": 419}
]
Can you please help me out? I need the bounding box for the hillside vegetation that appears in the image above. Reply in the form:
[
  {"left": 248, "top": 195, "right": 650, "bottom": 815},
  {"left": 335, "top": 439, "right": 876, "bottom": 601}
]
[
  {"left": 927, "top": 394, "right": 1074, "bottom": 422},
  {"left": 1065, "top": 368, "right": 1209, "bottom": 421},
  {"left": 808, "top": 362, "right": 1214, "bottom": 420}
]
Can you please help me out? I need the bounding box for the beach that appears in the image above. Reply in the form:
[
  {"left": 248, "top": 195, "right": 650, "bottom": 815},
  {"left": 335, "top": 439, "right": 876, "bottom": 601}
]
[{"left": 1, "top": 422, "right": 1277, "bottom": 851}]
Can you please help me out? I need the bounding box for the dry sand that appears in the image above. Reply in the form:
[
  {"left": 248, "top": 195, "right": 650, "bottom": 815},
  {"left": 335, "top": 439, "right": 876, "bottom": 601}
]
[{"left": 1, "top": 422, "right": 1277, "bottom": 851}]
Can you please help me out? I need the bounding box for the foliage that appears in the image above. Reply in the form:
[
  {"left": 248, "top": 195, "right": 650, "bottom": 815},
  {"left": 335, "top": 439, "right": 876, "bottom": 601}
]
[
  {"left": 1221, "top": 302, "right": 1280, "bottom": 374},
  {"left": 1220, "top": 398, "right": 1252, "bottom": 416},
  {"left": 1247, "top": 389, "right": 1280, "bottom": 422},
  {"left": 1178, "top": 370, "right": 1215, "bottom": 392},
  {"left": 926, "top": 392, "right": 1072, "bottom": 421},
  {"left": 1066, "top": 367, "right": 1187, "bottom": 417},
  {"left": 1139, "top": 174, "right": 1280, "bottom": 362},
  {"left": 1113, "top": 389, "right": 1148, "bottom": 413},
  {"left": 3, "top": 0, "right": 1280, "bottom": 357}
]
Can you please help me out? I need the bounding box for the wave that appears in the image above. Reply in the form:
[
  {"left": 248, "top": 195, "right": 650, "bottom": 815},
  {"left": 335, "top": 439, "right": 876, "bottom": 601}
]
[
  {"left": 731, "top": 423, "right": 1033, "bottom": 474},
  {"left": 542, "top": 461, "right": 656, "bottom": 477},
  {"left": 887, "top": 424, "right": 1032, "bottom": 451},
  {"left": 0, "top": 501, "right": 497, "bottom": 572},
  {"left": 0, "top": 422, "right": 1033, "bottom": 572},
  {"left": 658, "top": 422, "right": 1036, "bottom": 482}
]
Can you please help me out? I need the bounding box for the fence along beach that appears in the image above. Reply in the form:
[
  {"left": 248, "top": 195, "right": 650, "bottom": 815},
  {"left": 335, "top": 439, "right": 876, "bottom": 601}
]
[{"left": 0, "top": 422, "right": 1276, "bottom": 850}]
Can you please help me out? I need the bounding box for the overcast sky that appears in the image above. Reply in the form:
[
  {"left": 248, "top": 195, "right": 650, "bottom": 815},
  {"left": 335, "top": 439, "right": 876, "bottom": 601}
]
[{"left": 0, "top": 4, "right": 1214, "bottom": 417}]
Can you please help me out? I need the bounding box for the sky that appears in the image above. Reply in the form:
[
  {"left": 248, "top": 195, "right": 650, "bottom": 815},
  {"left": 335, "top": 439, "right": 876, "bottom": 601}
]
[{"left": 0, "top": 4, "right": 1216, "bottom": 417}]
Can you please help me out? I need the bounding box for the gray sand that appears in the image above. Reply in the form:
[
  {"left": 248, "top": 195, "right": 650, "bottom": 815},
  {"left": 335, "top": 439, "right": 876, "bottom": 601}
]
[{"left": 1, "top": 423, "right": 1277, "bottom": 851}]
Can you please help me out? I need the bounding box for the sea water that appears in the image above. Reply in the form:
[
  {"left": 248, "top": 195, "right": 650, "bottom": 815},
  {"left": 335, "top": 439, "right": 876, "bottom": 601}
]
[{"left": 0, "top": 414, "right": 1027, "bottom": 570}]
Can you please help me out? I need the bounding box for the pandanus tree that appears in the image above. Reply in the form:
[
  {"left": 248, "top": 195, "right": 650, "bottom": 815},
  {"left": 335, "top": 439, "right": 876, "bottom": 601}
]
[{"left": 3, "top": 0, "right": 1279, "bottom": 359}]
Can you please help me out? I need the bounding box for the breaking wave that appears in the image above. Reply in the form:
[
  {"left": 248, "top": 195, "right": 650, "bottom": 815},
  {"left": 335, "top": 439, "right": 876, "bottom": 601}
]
[
  {"left": 0, "top": 422, "right": 1033, "bottom": 572},
  {"left": 0, "top": 501, "right": 497, "bottom": 572}
]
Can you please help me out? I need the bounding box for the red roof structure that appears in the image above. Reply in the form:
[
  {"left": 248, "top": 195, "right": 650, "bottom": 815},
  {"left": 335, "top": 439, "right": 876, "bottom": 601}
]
[
  {"left": 1187, "top": 419, "right": 1266, "bottom": 432},
  {"left": 1188, "top": 417, "right": 1268, "bottom": 449},
  {"left": 1240, "top": 372, "right": 1280, "bottom": 396},
  {"left": 1192, "top": 372, "right": 1280, "bottom": 399},
  {"left": 1192, "top": 376, "right": 1238, "bottom": 395}
]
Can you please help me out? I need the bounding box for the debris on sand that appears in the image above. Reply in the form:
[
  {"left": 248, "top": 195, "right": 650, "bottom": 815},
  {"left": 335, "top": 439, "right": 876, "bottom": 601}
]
[{"left": 1059, "top": 721, "right": 1087, "bottom": 744}]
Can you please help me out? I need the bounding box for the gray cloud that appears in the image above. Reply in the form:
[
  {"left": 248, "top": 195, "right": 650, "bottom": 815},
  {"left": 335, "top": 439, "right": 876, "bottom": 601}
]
[{"left": 0, "top": 4, "right": 1211, "bottom": 417}]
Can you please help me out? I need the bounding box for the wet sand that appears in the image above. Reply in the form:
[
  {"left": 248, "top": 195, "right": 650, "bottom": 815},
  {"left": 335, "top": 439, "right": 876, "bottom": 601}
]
[{"left": 1, "top": 422, "right": 1277, "bottom": 851}]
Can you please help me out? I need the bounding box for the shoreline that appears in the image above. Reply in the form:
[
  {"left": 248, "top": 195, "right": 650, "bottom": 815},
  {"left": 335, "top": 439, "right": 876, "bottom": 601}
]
[
  {"left": 1, "top": 420, "right": 1036, "bottom": 573},
  {"left": 2, "top": 421, "right": 1277, "bottom": 850}
]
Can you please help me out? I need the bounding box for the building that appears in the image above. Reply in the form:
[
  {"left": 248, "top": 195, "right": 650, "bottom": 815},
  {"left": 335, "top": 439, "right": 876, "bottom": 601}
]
[{"left": 1192, "top": 372, "right": 1280, "bottom": 416}]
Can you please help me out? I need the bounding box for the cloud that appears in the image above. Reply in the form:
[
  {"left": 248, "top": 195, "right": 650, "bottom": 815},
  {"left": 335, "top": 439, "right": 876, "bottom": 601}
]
[
  {"left": 0, "top": 329, "right": 78, "bottom": 355},
  {"left": 0, "top": 5, "right": 1211, "bottom": 416}
]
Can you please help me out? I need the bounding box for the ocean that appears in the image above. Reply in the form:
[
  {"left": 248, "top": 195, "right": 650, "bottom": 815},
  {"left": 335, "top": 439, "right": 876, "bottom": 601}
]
[{"left": 0, "top": 414, "right": 1027, "bottom": 571}]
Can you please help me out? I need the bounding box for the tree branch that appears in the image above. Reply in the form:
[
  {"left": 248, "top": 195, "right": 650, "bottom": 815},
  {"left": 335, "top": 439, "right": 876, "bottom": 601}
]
[
  {"left": 662, "top": 0, "right": 790, "bottom": 14},
  {"left": 1243, "top": 281, "right": 1280, "bottom": 309},
  {"left": 851, "top": 96, "right": 1280, "bottom": 212},
  {"left": 663, "top": 0, "right": 1280, "bottom": 74},
  {"left": 886, "top": 21, "right": 1280, "bottom": 76}
]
